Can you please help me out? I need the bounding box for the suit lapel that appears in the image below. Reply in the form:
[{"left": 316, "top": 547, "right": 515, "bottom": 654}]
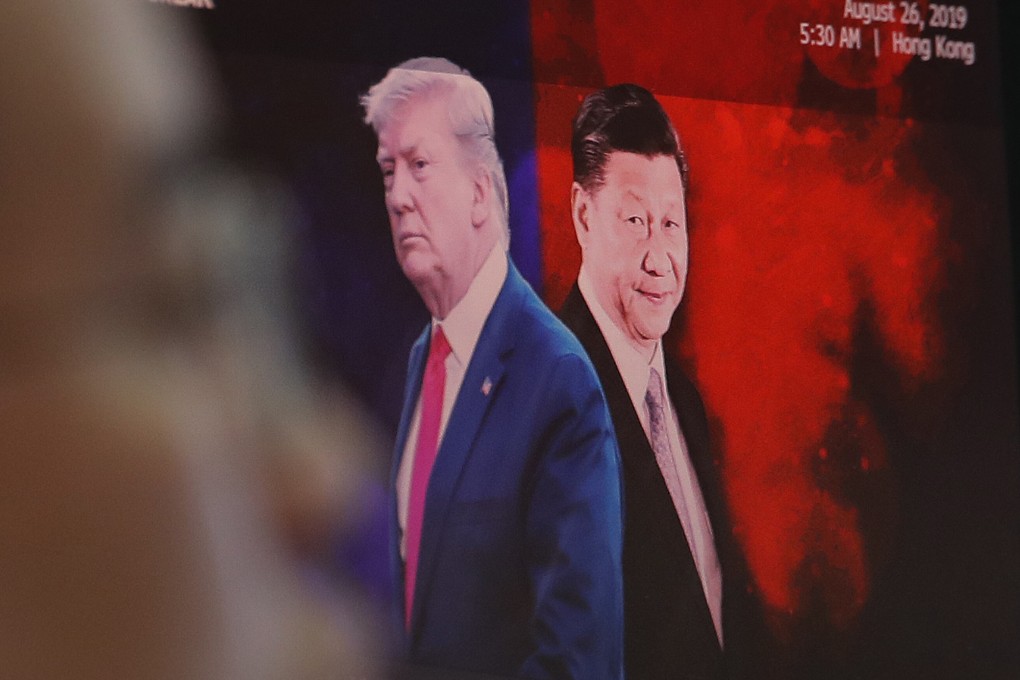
[
  {"left": 393, "top": 332, "right": 429, "bottom": 486},
  {"left": 664, "top": 359, "right": 728, "bottom": 549},
  {"left": 560, "top": 285, "right": 721, "bottom": 651},
  {"left": 409, "top": 264, "right": 523, "bottom": 633},
  {"left": 391, "top": 329, "right": 429, "bottom": 633},
  {"left": 560, "top": 289, "right": 644, "bottom": 459},
  {"left": 560, "top": 286, "right": 668, "bottom": 505}
]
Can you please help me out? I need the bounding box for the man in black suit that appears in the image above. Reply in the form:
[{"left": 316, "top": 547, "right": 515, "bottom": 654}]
[{"left": 558, "top": 84, "right": 764, "bottom": 680}]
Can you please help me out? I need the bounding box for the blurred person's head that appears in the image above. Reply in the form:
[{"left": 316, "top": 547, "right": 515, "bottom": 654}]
[{"left": 0, "top": 2, "right": 376, "bottom": 678}]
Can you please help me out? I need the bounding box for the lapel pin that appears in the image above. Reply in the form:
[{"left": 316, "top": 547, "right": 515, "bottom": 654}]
[{"left": 481, "top": 377, "right": 492, "bottom": 396}]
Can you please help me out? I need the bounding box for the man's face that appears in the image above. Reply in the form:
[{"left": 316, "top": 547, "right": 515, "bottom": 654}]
[
  {"left": 376, "top": 95, "right": 480, "bottom": 314},
  {"left": 576, "top": 152, "right": 688, "bottom": 354}
]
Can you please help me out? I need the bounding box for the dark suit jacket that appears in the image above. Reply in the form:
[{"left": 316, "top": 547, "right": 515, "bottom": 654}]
[
  {"left": 391, "top": 264, "right": 624, "bottom": 679},
  {"left": 559, "top": 285, "right": 763, "bottom": 680}
]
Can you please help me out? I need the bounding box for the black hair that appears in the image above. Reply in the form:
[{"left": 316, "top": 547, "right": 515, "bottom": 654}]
[{"left": 571, "top": 83, "right": 689, "bottom": 193}]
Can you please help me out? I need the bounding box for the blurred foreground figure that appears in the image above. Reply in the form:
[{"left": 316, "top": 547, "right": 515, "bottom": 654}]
[{"left": 0, "top": 2, "right": 377, "bottom": 679}]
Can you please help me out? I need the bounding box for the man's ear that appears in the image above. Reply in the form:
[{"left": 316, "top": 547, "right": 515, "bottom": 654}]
[
  {"left": 471, "top": 165, "right": 492, "bottom": 227},
  {"left": 571, "top": 181, "right": 591, "bottom": 248}
]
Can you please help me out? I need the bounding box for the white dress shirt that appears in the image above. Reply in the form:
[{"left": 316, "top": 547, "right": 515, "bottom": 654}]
[
  {"left": 578, "top": 265, "right": 724, "bottom": 646},
  {"left": 397, "top": 244, "right": 509, "bottom": 559}
]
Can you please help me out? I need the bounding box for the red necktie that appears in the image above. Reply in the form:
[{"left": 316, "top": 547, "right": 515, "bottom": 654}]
[{"left": 404, "top": 326, "right": 451, "bottom": 629}]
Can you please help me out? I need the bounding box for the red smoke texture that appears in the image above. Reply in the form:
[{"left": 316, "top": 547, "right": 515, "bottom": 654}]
[{"left": 533, "top": 0, "right": 946, "bottom": 635}]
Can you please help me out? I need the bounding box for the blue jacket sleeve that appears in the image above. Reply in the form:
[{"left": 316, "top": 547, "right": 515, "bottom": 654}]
[{"left": 519, "top": 353, "right": 624, "bottom": 680}]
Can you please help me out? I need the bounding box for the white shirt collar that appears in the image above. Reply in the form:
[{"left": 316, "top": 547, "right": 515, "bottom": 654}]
[
  {"left": 579, "top": 268, "right": 722, "bottom": 643},
  {"left": 578, "top": 265, "right": 666, "bottom": 432},
  {"left": 433, "top": 243, "right": 508, "bottom": 368}
]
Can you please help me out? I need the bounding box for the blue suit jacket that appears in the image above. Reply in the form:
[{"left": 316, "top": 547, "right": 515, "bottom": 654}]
[{"left": 390, "top": 262, "right": 623, "bottom": 679}]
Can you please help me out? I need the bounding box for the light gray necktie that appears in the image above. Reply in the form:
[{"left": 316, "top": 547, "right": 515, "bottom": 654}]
[
  {"left": 645, "top": 367, "right": 684, "bottom": 510},
  {"left": 644, "top": 366, "right": 725, "bottom": 646}
]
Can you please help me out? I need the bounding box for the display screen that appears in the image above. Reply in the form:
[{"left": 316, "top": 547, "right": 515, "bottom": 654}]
[{"left": 168, "top": 1, "right": 1019, "bottom": 676}]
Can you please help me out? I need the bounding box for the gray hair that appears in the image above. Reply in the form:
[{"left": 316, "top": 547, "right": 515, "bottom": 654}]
[{"left": 361, "top": 57, "right": 510, "bottom": 238}]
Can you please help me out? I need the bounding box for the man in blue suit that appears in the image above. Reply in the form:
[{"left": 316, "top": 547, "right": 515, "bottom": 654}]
[{"left": 361, "top": 57, "right": 624, "bottom": 679}]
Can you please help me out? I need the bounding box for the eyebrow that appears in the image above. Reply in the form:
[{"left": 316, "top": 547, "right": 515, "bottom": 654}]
[
  {"left": 617, "top": 189, "right": 685, "bottom": 217},
  {"left": 376, "top": 138, "right": 425, "bottom": 166},
  {"left": 622, "top": 189, "right": 645, "bottom": 203}
]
